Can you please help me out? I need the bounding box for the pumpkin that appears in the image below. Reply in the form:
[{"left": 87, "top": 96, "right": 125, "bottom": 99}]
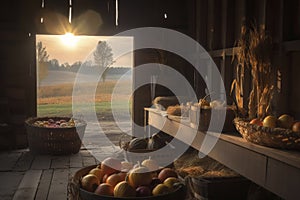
[
  {"left": 128, "top": 138, "right": 148, "bottom": 150},
  {"left": 121, "top": 161, "right": 134, "bottom": 171},
  {"left": 114, "top": 181, "right": 136, "bottom": 197},
  {"left": 128, "top": 166, "right": 153, "bottom": 188},
  {"left": 141, "top": 157, "right": 159, "bottom": 172},
  {"left": 101, "top": 157, "right": 122, "bottom": 175}
]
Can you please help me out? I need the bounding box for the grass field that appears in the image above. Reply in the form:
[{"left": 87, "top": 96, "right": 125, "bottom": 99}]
[{"left": 37, "top": 79, "right": 132, "bottom": 120}]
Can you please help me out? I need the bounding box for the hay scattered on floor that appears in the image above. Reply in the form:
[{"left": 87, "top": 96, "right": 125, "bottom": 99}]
[{"left": 174, "top": 148, "right": 239, "bottom": 178}]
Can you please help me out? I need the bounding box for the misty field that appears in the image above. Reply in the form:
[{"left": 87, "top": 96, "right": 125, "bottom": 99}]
[{"left": 37, "top": 79, "right": 132, "bottom": 120}]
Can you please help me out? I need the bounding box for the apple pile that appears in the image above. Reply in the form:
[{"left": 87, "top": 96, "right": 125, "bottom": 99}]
[
  {"left": 33, "top": 118, "right": 79, "bottom": 128},
  {"left": 250, "top": 114, "right": 300, "bottom": 132},
  {"left": 80, "top": 157, "right": 181, "bottom": 198}
]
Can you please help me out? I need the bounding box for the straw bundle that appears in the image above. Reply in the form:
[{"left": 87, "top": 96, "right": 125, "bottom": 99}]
[{"left": 231, "top": 23, "right": 275, "bottom": 119}]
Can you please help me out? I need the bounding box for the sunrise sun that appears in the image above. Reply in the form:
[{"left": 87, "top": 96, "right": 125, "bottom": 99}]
[{"left": 61, "top": 32, "right": 78, "bottom": 48}]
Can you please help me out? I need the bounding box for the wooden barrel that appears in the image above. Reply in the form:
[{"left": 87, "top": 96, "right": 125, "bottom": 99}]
[
  {"left": 186, "top": 176, "right": 250, "bottom": 200},
  {"left": 68, "top": 165, "right": 186, "bottom": 200}
]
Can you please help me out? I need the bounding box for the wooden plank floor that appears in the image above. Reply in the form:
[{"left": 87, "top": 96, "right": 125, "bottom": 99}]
[
  {"left": 0, "top": 146, "right": 124, "bottom": 200},
  {"left": 0, "top": 121, "right": 128, "bottom": 200},
  {"left": 0, "top": 120, "right": 197, "bottom": 200}
]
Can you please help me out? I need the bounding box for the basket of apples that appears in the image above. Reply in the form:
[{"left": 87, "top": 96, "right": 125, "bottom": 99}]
[
  {"left": 233, "top": 114, "right": 300, "bottom": 150},
  {"left": 70, "top": 157, "right": 186, "bottom": 200},
  {"left": 25, "top": 116, "right": 87, "bottom": 155}
]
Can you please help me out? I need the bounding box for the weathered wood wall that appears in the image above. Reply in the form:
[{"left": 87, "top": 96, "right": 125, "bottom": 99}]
[
  {"left": 195, "top": 0, "right": 300, "bottom": 119},
  {"left": 0, "top": 0, "right": 300, "bottom": 147}
]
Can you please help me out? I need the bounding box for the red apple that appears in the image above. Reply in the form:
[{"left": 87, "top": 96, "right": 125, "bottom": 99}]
[
  {"left": 250, "top": 118, "right": 263, "bottom": 126},
  {"left": 94, "top": 183, "right": 114, "bottom": 196},
  {"left": 136, "top": 186, "right": 152, "bottom": 197},
  {"left": 158, "top": 168, "right": 178, "bottom": 182},
  {"left": 292, "top": 121, "right": 300, "bottom": 132}
]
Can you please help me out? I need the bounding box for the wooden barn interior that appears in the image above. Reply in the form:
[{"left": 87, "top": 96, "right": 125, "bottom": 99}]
[{"left": 0, "top": 0, "right": 300, "bottom": 199}]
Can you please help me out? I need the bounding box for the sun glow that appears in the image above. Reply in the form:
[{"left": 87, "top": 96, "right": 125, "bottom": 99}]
[{"left": 61, "top": 32, "right": 78, "bottom": 48}]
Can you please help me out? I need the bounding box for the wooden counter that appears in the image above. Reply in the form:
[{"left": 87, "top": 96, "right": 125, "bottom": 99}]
[{"left": 146, "top": 108, "right": 300, "bottom": 200}]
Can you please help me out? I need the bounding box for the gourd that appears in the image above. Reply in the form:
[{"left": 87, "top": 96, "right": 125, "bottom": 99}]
[
  {"left": 128, "top": 138, "right": 148, "bottom": 150},
  {"left": 114, "top": 181, "right": 136, "bottom": 197},
  {"left": 147, "top": 134, "right": 165, "bottom": 150},
  {"left": 128, "top": 166, "right": 153, "bottom": 188},
  {"left": 141, "top": 157, "right": 159, "bottom": 172}
]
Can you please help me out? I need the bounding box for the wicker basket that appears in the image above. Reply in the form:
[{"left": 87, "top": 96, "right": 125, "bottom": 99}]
[
  {"left": 233, "top": 118, "right": 300, "bottom": 150},
  {"left": 189, "top": 105, "right": 236, "bottom": 132},
  {"left": 25, "top": 117, "right": 87, "bottom": 155},
  {"left": 68, "top": 165, "right": 186, "bottom": 200}
]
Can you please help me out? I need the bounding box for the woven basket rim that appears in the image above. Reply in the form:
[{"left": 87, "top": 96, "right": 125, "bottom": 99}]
[
  {"left": 25, "top": 116, "right": 87, "bottom": 129},
  {"left": 233, "top": 117, "right": 300, "bottom": 150},
  {"left": 233, "top": 117, "right": 298, "bottom": 135},
  {"left": 80, "top": 184, "right": 185, "bottom": 199},
  {"left": 190, "top": 175, "right": 246, "bottom": 182},
  {"left": 69, "top": 165, "right": 185, "bottom": 200}
]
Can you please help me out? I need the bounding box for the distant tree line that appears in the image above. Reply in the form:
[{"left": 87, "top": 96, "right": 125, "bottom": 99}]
[
  {"left": 45, "top": 58, "right": 130, "bottom": 75},
  {"left": 46, "top": 59, "right": 83, "bottom": 72},
  {"left": 37, "top": 41, "right": 130, "bottom": 82}
]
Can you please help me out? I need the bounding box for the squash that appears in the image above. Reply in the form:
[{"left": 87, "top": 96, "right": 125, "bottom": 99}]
[
  {"left": 114, "top": 181, "right": 136, "bottom": 197},
  {"left": 121, "top": 161, "right": 134, "bottom": 171},
  {"left": 147, "top": 136, "right": 165, "bottom": 150},
  {"left": 141, "top": 157, "right": 159, "bottom": 172},
  {"left": 128, "top": 138, "right": 148, "bottom": 151},
  {"left": 128, "top": 166, "right": 153, "bottom": 188}
]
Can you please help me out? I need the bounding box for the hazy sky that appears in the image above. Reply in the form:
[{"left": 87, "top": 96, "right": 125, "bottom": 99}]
[{"left": 36, "top": 34, "right": 134, "bottom": 67}]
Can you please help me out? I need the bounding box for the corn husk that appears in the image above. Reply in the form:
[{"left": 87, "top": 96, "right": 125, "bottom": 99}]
[{"left": 232, "top": 23, "right": 275, "bottom": 119}]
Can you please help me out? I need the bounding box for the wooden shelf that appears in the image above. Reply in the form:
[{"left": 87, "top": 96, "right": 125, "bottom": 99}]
[
  {"left": 146, "top": 108, "right": 300, "bottom": 200},
  {"left": 282, "top": 40, "right": 300, "bottom": 52},
  {"left": 209, "top": 47, "right": 240, "bottom": 57}
]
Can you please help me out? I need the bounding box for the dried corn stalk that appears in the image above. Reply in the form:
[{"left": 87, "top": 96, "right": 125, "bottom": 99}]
[
  {"left": 231, "top": 25, "right": 249, "bottom": 111},
  {"left": 232, "top": 23, "right": 275, "bottom": 119}
]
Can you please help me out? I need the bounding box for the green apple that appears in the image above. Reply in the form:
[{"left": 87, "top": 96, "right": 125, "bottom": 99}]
[
  {"left": 263, "top": 115, "right": 277, "bottom": 128},
  {"left": 277, "top": 114, "right": 294, "bottom": 129}
]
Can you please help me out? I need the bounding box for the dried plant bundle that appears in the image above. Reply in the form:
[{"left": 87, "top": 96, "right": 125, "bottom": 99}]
[{"left": 232, "top": 23, "right": 275, "bottom": 119}]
